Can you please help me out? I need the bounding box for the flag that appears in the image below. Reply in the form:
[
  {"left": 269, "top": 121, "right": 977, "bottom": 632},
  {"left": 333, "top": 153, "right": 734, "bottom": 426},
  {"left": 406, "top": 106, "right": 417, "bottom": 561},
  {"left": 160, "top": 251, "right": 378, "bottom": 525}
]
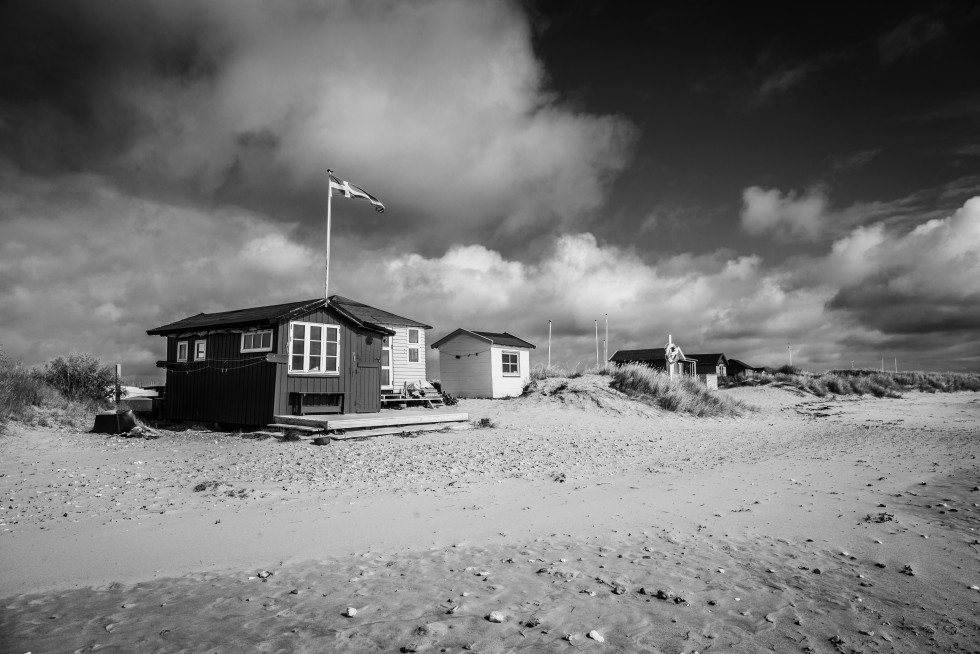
[{"left": 328, "top": 171, "right": 385, "bottom": 213}]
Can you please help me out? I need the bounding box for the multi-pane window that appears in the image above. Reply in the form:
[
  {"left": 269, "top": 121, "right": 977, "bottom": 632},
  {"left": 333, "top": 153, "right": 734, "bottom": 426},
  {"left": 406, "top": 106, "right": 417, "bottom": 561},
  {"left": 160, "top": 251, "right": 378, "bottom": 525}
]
[
  {"left": 502, "top": 351, "right": 519, "bottom": 375},
  {"left": 289, "top": 322, "right": 339, "bottom": 374},
  {"left": 176, "top": 340, "right": 188, "bottom": 362},
  {"left": 381, "top": 336, "right": 392, "bottom": 387},
  {"left": 194, "top": 340, "right": 207, "bottom": 361},
  {"left": 241, "top": 330, "right": 273, "bottom": 353},
  {"left": 407, "top": 329, "right": 420, "bottom": 364}
]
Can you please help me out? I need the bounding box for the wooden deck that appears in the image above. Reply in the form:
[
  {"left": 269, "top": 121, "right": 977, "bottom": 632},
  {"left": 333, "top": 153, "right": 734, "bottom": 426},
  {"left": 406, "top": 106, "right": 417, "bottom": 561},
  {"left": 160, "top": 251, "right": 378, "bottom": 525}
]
[{"left": 271, "top": 408, "right": 469, "bottom": 432}]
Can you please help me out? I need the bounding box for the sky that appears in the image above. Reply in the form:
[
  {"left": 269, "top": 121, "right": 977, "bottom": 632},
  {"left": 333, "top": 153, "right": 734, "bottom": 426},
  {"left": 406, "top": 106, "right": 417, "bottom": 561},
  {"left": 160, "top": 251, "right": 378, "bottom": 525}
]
[{"left": 1, "top": 0, "right": 979, "bottom": 382}]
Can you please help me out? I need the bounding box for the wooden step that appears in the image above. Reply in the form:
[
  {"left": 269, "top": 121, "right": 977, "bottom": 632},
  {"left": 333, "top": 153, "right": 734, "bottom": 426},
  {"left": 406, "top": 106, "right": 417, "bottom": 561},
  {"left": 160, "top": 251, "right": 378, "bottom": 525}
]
[
  {"left": 273, "top": 412, "right": 469, "bottom": 430},
  {"left": 331, "top": 422, "right": 471, "bottom": 440}
]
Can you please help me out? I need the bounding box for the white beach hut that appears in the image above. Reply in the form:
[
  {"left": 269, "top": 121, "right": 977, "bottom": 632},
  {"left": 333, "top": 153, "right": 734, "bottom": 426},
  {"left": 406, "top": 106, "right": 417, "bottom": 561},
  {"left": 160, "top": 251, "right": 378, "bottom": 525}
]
[{"left": 430, "top": 329, "right": 535, "bottom": 398}]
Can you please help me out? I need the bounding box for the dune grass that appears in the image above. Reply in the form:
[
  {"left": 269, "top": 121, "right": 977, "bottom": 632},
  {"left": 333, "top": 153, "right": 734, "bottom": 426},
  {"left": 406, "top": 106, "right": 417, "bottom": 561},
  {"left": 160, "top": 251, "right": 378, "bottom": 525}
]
[
  {"left": 758, "top": 368, "right": 980, "bottom": 398},
  {"left": 610, "top": 363, "right": 750, "bottom": 417}
]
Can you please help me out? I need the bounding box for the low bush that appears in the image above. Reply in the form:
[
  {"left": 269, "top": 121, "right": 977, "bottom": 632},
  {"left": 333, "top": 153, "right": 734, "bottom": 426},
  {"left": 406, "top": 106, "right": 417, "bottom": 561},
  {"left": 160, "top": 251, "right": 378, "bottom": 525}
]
[
  {"left": 611, "top": 363, "right": 749, "bottom": 417},
  {"left": 41, "top": 353, "right": 116, "bottom": 405}
]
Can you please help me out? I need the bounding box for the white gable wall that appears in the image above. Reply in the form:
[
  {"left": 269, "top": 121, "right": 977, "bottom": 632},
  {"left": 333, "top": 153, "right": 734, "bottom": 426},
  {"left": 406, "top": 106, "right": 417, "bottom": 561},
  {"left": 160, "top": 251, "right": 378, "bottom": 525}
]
[
  {"left": 436, "top": 334, "right": 493, "bottom": 398},
  {"left": 489, "top": 345, "right": 531, "bottom": 398},
  {"left": 384, "top": 324, "right": 427, "bottom": 389}
]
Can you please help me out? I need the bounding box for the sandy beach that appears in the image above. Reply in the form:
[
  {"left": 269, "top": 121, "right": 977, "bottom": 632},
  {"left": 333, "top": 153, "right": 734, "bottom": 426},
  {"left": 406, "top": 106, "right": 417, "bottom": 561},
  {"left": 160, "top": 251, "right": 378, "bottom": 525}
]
[{"left": 2, "top": 378, "right": 979, "bottom": 653}]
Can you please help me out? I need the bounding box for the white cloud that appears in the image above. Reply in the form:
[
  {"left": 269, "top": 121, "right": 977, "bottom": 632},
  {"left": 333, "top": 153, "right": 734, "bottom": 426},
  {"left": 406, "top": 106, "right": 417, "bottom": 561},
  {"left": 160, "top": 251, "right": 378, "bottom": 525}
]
[{"left": 740, "top": 186, "right": 829, "bottom": 242}]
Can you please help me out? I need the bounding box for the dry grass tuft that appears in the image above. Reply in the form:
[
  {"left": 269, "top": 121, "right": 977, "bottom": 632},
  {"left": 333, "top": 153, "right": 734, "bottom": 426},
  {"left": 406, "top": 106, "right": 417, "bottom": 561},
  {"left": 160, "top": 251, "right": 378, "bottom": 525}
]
[
  {"left": 769, "top": 368, "right": 980, "bottom": 398},
  {"left": 610, "top": 363, "right": 750, "bottom": 417}
]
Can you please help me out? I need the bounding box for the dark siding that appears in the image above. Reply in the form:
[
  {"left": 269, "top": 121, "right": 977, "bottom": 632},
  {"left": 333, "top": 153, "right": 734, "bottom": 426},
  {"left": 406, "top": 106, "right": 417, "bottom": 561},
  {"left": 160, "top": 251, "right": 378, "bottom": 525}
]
[
  {"left": 271, "top": 307, "right": 382, "bottom": 416},
  {"left": 163, "top": 331, "right": 277, "bottom": 427}
]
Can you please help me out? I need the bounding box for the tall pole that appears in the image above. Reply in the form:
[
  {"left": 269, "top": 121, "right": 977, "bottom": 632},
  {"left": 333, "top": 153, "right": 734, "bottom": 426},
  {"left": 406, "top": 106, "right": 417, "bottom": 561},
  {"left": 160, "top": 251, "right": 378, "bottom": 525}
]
[
  {"left": 325, "top": 169, "right": 334, "bottom": 301},
  {"left": 788, "top": 343, "right": 792, "bottom": 367},
  {"left": 894, "top": 357, "right": 897, "bottom": 373},
  {"left": 594, "top": 320, "right": 599, "bottom": 367},
  {"left": 548, "top": 320, "right": 552, "bottom": 369},
  {"left": 604, "top": 314, "right": 608, "bottom": 363}
]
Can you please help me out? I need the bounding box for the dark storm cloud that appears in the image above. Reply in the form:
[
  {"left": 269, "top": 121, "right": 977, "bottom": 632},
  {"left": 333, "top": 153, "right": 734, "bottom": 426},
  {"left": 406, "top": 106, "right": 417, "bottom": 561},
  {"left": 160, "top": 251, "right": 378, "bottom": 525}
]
[{"left": 0, "top": 0, "right": 636, "bottom": 252}]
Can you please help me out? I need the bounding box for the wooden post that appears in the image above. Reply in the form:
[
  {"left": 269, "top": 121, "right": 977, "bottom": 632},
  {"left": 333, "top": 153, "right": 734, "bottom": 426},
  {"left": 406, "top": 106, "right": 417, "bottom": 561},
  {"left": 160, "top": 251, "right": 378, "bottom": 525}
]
[{"left": 115, "top": 364, "right": 121, "bottom": 405}]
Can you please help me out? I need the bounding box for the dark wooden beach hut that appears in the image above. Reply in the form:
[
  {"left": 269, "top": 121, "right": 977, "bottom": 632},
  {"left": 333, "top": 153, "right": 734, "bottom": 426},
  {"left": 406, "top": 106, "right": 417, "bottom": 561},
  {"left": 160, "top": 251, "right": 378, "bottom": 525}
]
[
  {"left": 609, "top": 347, "right": 697, "bottom": 376},
  {"left": 685, "top": 353, "right": 729, "bottom": 377},
  {"left": 147, "top": 297, "right": 395, "bottom": 427}
]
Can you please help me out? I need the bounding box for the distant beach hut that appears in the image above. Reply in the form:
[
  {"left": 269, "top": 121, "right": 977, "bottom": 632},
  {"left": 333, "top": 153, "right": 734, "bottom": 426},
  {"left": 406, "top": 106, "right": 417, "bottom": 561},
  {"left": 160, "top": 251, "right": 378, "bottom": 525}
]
[
  {"left": 609, "top": 345, "right": 697, "bottom": 378},
  {"left": 430, "top": 329, "right": 535, "bottom": 398},
  {"left": 728, "top": 358, "right": 763, "bottom": 379},
  {"left": 685, "top": 353, "right": 729, "bottom": 389}
]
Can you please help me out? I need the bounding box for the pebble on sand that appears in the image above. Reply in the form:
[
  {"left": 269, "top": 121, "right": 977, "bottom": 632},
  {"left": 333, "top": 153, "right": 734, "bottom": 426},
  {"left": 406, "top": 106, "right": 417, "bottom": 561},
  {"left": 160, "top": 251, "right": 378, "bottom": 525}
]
[
  {"left": 343, "top": 607, "right": 357, "bottom": 617},
  {"left": 588, "top": 630, "right": 605, "bottom": 642},
  {"left": 487, "top": 610, "right": 505, "bottom": 623}
]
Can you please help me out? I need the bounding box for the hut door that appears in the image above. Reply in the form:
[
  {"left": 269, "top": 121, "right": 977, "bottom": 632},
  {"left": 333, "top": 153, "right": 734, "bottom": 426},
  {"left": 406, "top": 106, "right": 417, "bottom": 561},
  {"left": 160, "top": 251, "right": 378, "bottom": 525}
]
[{"left": 352, "top": 333, "right": 381, "bottom": 413}]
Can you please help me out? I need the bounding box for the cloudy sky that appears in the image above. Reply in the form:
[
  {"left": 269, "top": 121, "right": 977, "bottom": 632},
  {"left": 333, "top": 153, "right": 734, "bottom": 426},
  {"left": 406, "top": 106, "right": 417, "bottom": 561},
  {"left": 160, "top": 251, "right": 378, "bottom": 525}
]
[{"left": 2, "top": 0, "right": 979, "bottom": 380}]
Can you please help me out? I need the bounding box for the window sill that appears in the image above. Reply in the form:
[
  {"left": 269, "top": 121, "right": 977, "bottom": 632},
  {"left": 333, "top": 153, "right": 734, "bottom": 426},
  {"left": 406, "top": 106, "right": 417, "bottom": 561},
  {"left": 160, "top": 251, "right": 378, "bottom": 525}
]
[{"left": 288, "top": 372, "right": 340, "bottom": 377}]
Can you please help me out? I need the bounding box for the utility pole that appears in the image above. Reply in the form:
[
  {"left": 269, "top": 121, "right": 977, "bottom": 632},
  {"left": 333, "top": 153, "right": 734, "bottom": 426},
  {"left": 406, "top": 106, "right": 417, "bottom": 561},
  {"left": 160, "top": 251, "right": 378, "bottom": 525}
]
[
  {"left": 787, "top": 343, "right": 793, "bottom": 367},
  {"left": 548, "top": 320, "right": 552, "bottom": 369},
  {"left": 894, "top": 357, "right": 897, "bottom": 373},
  {"left": 594, "top": 320, "right": 599, "bottom": 368},
  {"left": 603, "top": 315, "right": 608, "bottom": 363}
]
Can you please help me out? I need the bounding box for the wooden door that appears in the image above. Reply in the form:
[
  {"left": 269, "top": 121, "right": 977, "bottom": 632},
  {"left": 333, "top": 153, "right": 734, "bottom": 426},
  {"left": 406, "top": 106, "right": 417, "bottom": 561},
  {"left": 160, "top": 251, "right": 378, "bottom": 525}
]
[{"left": 352, "top": 332, "right": 381, "bottom": 413}]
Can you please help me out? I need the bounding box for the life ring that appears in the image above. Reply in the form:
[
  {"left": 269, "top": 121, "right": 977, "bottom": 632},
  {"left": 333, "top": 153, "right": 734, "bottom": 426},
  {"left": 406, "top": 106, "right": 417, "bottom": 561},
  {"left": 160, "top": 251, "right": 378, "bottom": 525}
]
[{"left": 665, "top": 343, "right": 680, "bottom": 364}]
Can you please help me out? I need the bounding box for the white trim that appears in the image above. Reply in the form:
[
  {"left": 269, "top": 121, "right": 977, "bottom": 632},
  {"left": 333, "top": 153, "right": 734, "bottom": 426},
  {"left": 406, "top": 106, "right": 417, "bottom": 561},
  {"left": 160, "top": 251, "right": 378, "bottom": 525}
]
[
  {"left": 380, "top": 335, "right": 393, "bottom": 389},
  {"left": 501, "top": 350, "right": 520, "bottom": 376},
  {"left": 241, "top": 329, "right": 273, "bottom": 353},
  {"left": 408, "top": 346, "right": 420, "bottom": 363},
  {"left": 194, "top": 339, "right": 207, "bottom": 361},
  {"left": 408, "top": 328, "right": 420, "bottom": 344},
  {"left": 176, "top": 340, "right": 188, "bottom": 362},
  {"left": 288, "top": 321, "right": 340, "bottom": 375}
]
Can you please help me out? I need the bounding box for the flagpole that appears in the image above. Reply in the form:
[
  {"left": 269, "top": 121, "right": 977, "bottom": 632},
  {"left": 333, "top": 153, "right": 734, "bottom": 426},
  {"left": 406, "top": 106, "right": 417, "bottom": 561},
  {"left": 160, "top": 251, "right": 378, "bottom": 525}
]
[{"left": 325, "top": 169, "right": 333, "bottom": 302}]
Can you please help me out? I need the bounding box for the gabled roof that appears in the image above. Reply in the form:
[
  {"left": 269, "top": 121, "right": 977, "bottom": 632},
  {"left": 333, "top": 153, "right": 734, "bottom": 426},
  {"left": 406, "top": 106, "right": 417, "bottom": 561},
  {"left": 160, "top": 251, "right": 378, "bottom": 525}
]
[
  {"left": 430, "top": 328, "right": 536, "bottom": 349},
  {"left": 329, "top": 295, "right": 432, "bottom": 329},
  {"left": 686, "top": 353, "right": 729, "bottom": 366},
  {"left": 609, "top": 347, "right": 694, "bottom": 363},
  {"left": 147, "top": 297, "right": 397, "bottom": 336},
  {"left": 728, "top": 358, "right": 763, "bottom": 371}
]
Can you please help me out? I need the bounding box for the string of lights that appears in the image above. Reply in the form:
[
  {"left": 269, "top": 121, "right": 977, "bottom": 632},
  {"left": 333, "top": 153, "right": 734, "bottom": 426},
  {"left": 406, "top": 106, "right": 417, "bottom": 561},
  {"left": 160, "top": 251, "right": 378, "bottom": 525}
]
[
  {"left": 162, "top": 359, "right": 272, "bottom": 374},
  {"left": 452, "top": 348, "right": 492, "bottom": 359}
]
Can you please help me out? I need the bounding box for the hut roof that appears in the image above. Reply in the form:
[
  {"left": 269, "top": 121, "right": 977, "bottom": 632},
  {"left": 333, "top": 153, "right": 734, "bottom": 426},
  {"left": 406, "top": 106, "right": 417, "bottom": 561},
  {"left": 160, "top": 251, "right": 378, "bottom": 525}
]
[
  {"left": 610, "top": 348, "right": 694, "bottom": 363},
  {"left": 330, "top": 295, "right": 432, "bottom": 329},
  {"left": 146, "top": 296, "right": 399, "bottom": 336},
  {"left": 431, "top": 329, "right": 536, "bottom": 349},
  {"left": 685, "top": 353, "right": 729, "bottom": 366}
]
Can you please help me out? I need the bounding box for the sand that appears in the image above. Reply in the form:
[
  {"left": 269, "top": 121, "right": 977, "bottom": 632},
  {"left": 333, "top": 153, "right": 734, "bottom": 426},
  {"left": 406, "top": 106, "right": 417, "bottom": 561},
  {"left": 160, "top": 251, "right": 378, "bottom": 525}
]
[{"left": 2, "top": 377, "right": 979, "bottom": 653}]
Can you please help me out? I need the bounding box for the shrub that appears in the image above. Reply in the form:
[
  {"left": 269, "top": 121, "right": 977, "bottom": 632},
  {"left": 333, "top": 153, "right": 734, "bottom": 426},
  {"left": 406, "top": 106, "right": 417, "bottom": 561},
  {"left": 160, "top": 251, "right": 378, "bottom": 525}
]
[{"left": 41, "top": 353, "right": 116, "bottom": 405}]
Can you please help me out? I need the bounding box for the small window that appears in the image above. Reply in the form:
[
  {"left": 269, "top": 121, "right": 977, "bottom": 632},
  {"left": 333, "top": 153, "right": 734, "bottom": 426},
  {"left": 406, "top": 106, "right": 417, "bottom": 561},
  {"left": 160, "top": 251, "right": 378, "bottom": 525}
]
[
  {"left": 408, "top": 328, "right": 419, "bottom": 344},
  {"left": 408, "top": 347, "right": 419, "bottom": 363},
  {"left": 241, "top": 330, "right": 273, "bottom": 353},
  {"left": 502, "top": 351, "right": 519, "bottom": 375},
  {"left": 176, "top": 341, "right": 188, "bottom": 362},
  {"left": 194, "top": 340, "right": 207, "bottom": 361}
]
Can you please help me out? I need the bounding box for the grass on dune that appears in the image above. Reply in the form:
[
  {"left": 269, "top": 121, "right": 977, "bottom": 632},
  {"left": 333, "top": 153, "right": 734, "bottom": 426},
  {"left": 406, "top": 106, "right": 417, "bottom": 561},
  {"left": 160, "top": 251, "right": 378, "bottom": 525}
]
[{"left": 752, "top": 367, "right": 980, "bottom": 398}]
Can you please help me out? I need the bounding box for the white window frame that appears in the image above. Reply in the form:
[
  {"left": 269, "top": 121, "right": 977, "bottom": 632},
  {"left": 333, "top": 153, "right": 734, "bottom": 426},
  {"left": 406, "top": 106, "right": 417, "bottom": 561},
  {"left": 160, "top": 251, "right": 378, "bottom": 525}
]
[
  {"left": 288, "top": 321, "right": 340, "bottom": 375},
  {"left": 407, "top": 328, "right": 420, "bottom": 364},
  {"left": 241, "top": 329, "right": 273, "bottom": 353},
  {"left": 176, "top": 340, "right": 188, "bottom": 362},
  {"left": 501, "top": 350, "right": 520, "bottom": 376},
  {"left": 380, "top": 336, "right": 393, "bottom": 389},
  {"left": 194, "top": 339, "right": 207, "bottom": 361}
]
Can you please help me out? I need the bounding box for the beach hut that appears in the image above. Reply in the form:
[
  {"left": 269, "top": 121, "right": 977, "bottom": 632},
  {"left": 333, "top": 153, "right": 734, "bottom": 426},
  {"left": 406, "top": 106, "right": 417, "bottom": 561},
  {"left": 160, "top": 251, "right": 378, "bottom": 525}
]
[
  {"left": 609, "top": 346, "right": 697, "bottom": 377},
  {"left": 728, "top": 358, "right": 763, "bottom": 379},
  {"left": 430, "top": 329, "right": 535, "bottom": 398},
  {"left": 146, "top": 296, "right": 430, "bottom": 427},
  {"left": 686, "top": 353, "right": 728, "bottom": 389}
]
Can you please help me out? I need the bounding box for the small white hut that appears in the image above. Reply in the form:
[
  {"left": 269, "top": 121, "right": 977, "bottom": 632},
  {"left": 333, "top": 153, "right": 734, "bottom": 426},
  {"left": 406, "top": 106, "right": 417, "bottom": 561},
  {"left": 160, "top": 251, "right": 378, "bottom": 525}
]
[{"left": 430, "top": 329, "right": 535, "bottom": 398}]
